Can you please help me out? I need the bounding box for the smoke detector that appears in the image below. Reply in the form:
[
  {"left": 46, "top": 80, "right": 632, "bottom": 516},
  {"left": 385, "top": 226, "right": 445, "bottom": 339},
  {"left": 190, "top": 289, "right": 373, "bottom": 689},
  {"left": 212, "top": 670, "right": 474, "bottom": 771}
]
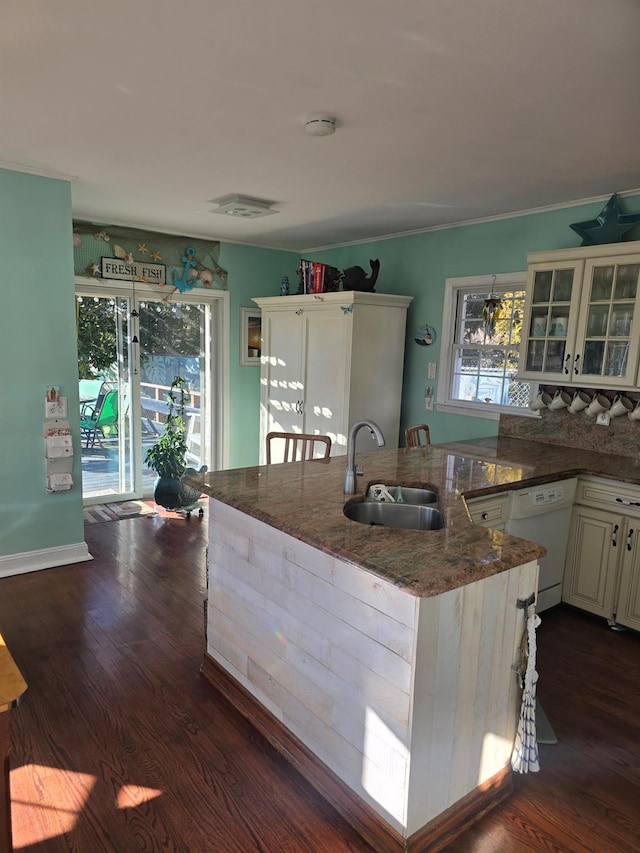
[
  {"left": 305, "top": 115, "right": 336, "bottom": 137},
  {"left": 209, "top": 195, "right": 279, "bottom": 219}
]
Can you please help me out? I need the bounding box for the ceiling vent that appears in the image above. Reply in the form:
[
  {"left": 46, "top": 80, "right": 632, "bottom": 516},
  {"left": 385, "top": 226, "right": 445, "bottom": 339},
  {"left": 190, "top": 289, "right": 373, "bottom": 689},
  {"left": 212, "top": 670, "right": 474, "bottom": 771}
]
[{"left": 209, "top": 195, "right": 279, "bottom": 219}]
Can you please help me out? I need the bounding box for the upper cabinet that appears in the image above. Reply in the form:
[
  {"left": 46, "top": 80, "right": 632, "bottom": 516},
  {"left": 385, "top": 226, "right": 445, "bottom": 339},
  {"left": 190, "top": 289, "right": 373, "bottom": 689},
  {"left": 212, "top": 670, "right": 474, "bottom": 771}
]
[
  {"left": 519, "top": 241, "right": 640, "bottom": 388},
  {"left": 253, "top": 291, "right": 412, "bottom": 464}
]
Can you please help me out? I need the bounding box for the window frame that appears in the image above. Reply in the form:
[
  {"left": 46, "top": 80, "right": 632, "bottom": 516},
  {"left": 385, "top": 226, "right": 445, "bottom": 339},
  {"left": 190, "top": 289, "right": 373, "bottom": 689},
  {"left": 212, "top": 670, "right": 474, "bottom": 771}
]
[{"left": 437, "top": 272, "right": 538, "bottom": 420}]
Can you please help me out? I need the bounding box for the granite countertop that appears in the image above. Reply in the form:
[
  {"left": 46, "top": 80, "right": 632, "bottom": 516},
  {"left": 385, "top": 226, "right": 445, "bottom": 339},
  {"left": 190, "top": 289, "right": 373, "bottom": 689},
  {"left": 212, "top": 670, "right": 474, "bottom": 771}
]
[{"left": 192, "top": 436, "right": 640, "bottom": 598}]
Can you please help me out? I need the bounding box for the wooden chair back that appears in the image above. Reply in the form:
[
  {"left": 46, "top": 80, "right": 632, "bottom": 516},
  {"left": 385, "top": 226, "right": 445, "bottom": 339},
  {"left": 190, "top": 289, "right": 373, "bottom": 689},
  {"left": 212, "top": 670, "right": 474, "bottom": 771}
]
[
  {"left": 266, "top": 432, "right": 332, "bottom": 464},
  {"left": 404, "top": 423, "right": 431, "bottom": 448}
]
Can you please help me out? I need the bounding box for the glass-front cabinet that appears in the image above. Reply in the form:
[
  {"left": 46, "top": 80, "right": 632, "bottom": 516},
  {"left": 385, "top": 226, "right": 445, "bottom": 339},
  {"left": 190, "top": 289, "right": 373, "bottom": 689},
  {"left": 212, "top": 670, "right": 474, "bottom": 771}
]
[
  {"left": 519, "top": 243, "right": 640, "bottom": 388},
  {"left": 521, "top": 260, "right": 584, "bottom": 381},
  {"left": 576, "top": 258, "right": 640, "bottom": 384}
]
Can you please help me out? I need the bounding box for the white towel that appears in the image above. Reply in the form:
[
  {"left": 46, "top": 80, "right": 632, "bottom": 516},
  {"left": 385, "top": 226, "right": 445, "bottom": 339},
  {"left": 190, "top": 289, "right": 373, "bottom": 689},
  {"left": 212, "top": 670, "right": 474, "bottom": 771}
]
[{"left": 511, "top": 610, "right": 541, "bottom": 773}]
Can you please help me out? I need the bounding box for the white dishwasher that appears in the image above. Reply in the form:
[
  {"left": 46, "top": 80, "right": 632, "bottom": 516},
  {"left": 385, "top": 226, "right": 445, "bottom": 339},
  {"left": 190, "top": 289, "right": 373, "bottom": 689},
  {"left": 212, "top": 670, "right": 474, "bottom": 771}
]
[{"left": 507, "top": 478, "right": 577, "bottom": 612}]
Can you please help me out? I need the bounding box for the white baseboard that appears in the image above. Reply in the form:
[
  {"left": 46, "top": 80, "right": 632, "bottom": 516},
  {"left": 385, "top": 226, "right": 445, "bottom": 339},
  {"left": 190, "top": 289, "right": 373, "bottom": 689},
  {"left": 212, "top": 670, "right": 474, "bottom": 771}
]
[{"left": 0, "top": 542, "right": 93, "bottom": 578}]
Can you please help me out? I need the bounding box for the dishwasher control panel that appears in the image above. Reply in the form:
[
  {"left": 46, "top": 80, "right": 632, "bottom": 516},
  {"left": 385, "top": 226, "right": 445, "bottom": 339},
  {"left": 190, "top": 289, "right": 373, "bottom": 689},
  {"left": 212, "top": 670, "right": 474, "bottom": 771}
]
[
  {"left": 509, "top": 478, "right": 577, "bottom": 519},
  {"left": 531, "top": 485, "right": 565, "bottom": 506}
]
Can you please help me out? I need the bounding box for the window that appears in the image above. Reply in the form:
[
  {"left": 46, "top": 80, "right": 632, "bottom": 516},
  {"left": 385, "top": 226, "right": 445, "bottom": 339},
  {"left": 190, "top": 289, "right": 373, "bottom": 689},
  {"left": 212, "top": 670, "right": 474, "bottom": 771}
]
[{"left": 438, "top": 273, "right": 534, "bottom": 419}]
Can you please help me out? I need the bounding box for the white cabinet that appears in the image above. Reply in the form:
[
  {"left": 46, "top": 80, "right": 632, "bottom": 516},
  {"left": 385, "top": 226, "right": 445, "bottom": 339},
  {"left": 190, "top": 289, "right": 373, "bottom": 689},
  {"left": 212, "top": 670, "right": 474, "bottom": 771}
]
[
  {"left": 615, "top": 535, "right": 640, "bottom": 632},
  {"left": 562, "top": 505, "right": 620, "bottom": 618},
  {"left": 562, "top": 477, "right": 640, "bottom": 630},
  {"left": 253, "top": 291, "right": 412, "bottom": 464},
  {"left": 519, "top": 241, "right": 640, "bottom": 388}
]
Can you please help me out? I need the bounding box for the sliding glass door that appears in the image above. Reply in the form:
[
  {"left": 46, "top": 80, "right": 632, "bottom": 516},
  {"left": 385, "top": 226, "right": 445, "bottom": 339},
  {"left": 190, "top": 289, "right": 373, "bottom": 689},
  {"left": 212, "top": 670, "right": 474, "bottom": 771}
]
[
  {"left": 76, "top": 278, "right": 227, "bottom": 504},
  {"left": 137, "top": 297, "right": 212, "bottom": 495},
  {"left": 77, "top": 292, "right": 135, "bottom": 502}
]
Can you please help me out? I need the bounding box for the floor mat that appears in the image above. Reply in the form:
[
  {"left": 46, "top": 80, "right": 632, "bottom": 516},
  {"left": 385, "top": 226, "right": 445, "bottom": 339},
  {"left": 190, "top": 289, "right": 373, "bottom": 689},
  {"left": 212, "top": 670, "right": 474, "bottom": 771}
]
[{"left": 83, "top": 500, "right": 157, "bottom": 524}]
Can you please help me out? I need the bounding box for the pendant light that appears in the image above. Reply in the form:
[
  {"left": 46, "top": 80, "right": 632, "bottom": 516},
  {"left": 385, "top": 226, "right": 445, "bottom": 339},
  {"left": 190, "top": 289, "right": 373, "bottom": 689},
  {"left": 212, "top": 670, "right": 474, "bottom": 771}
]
[{"left": 483, "top": 276, "right": 502, "bottom": 337}]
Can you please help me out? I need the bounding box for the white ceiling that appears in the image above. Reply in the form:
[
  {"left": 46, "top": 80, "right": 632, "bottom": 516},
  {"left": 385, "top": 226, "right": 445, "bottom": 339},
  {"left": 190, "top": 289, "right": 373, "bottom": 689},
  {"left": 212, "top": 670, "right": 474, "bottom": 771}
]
[{"left": 3, "top": 0, "right": 640, "bottom": 252}]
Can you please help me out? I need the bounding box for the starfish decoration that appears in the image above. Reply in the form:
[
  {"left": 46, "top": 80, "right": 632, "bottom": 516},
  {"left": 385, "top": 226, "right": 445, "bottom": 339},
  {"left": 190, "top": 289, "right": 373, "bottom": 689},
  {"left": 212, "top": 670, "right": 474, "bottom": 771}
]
[
  {"left": 150, "top": 250, "right": 162, "bottom": 262},
  {"left": 570, "top": 194, "right": 640, "bottom": 246},
  {"left": 138, "top": 243, "right": 148, "bottom": 255}
]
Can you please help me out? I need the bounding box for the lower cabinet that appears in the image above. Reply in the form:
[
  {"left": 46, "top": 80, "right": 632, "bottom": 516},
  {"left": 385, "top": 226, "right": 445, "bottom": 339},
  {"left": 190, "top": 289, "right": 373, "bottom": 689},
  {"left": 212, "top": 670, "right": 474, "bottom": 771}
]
[
  {"left": 613, "top": 532, "right": 640, "bottom": 631},
  {"left": 465, "top": 493, "right": 508, "bottom": 530},
  {"left": 562, "top": 478, "right": 640, "bottom": 631}
]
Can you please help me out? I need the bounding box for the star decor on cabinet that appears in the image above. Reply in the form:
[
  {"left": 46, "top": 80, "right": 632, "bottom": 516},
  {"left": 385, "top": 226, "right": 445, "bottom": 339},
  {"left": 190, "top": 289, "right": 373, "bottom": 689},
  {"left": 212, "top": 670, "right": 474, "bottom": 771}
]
[{"left": 570, "top": 193, "right": 640, "bottom": 246}]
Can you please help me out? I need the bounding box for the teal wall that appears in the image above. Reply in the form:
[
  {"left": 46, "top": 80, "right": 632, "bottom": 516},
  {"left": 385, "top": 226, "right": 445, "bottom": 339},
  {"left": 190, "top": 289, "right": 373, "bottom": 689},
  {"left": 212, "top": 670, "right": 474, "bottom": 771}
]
[
  {"left": 3, "top": 167, "right": 639, "bottom": 565},
  {"left": 312, "top": 195, "right": 640, "bottom": 445},
  {"left": 0, "top": 169, "right": 83, "bottom": 556},
  {"left": 218, "top": 243, "right": 298, "bottom": 468}
]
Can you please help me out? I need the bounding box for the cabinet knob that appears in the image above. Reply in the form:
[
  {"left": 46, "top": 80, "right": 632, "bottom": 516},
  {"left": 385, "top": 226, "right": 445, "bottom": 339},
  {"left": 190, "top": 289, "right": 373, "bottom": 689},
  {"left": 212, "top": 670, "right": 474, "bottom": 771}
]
[{"left": 481, "top": 512, "right": 489, "bottom": 520}]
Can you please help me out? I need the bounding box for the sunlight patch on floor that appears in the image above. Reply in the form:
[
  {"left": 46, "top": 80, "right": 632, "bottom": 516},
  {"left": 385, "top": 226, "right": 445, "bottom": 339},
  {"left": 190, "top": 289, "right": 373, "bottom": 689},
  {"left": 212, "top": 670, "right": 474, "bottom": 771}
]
[
  {"left": 11, "top": 764, "right": 96, "bottom": 847},
  {"left": 11, "top": 763, "right": 165, "bottom": 847},
  {"left": 116, "top": 784, "right": 163, "bottom": 809}
]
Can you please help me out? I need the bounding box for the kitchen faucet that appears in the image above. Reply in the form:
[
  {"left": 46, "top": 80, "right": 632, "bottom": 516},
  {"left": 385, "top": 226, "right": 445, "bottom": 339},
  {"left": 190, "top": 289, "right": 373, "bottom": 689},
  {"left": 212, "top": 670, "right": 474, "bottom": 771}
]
[{"left": 344, "top": 420, "right": 385, "bottom": 495}]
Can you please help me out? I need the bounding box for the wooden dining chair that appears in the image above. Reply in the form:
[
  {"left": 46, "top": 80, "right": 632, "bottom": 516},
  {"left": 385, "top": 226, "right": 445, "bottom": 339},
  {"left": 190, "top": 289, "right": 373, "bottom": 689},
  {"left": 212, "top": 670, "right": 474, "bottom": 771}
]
[
  {"left": 404, "top": 423, "right": 431, "bottom": 448},
  {"left": 266, "top": 432, "right": 332, "bottom": 464}
]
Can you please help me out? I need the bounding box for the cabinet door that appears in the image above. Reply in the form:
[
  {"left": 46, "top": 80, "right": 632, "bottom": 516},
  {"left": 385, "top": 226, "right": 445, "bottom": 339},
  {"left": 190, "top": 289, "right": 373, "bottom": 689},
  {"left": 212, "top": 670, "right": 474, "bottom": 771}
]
[
  {"left": 519, "top": 260, "right": 584, "bottom": 382},
  {"left": 259, "top": 309, "right": 304, "bottom": 463},
  {"left": 562, "top": 506, "right": 619, "bottom": 619},
  {"left": 573, "top": 255, "right": 640, "bottom": 387},
  {"left": 301, "top": 305, "right": 349, "bottom": 452},
  {"left": 615, "top": 524, "right": 640, "bottom": 631}
]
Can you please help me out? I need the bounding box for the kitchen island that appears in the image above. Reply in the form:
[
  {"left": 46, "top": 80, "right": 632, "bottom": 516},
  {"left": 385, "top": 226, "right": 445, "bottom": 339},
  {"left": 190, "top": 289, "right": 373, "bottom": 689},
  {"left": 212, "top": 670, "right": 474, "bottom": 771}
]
[{"left": 194, "top": 437, "right": 640, "bottom": 852}]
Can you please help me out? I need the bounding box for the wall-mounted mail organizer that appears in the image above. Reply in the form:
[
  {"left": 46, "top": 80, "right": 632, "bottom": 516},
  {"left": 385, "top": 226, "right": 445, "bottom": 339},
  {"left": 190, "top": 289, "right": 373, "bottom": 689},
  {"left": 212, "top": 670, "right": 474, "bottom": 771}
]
[{"left": 43, "top": 419, "right": 74, "bottom": 493}]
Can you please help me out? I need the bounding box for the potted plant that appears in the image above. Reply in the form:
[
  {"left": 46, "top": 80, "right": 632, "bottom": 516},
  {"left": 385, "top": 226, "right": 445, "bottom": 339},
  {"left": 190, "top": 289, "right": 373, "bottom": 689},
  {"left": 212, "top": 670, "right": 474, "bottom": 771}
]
[{"left": 144, "top": 376, "right": 205, "bottom": 511}]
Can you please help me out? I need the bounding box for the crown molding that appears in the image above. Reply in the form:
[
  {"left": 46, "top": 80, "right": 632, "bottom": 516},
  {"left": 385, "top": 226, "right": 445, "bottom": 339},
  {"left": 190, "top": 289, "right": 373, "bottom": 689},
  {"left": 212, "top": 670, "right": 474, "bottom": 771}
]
[
  {"left": 302, "top": 188, "right": 640, "bottom": 253},
  {"left": 0, "top": 160, "right": 77, "bottom": 182}
]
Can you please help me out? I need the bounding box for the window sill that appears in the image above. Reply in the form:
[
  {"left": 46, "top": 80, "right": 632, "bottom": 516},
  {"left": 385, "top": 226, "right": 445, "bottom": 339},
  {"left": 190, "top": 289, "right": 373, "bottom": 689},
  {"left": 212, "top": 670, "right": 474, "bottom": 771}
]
[{"left": 435, "top": 401, "right": 541, "bottom": 420}]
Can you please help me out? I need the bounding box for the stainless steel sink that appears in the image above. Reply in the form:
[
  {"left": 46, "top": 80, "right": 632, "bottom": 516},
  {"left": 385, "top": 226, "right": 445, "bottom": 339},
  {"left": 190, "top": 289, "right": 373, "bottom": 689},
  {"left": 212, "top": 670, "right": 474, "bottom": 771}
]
[
  {"left": 344, "top": 500, "right": 444, "bottom": 530},
  {"left": 381, "top": 486, "right": 438, "bottom": 505}
]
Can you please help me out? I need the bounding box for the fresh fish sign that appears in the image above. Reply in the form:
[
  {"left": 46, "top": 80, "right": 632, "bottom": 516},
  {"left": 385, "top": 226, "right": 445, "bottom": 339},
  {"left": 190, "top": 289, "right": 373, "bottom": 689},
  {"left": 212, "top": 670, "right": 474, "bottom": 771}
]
[{"left": 101, "top": 257, "right": 166, "bottom": 283}]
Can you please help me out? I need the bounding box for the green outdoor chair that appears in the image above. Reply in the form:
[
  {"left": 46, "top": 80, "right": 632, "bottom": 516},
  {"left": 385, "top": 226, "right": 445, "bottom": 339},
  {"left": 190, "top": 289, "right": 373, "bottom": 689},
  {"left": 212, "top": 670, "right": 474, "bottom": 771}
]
[{"left": 80, "top": 388, "right": 119, "bottom": 448}]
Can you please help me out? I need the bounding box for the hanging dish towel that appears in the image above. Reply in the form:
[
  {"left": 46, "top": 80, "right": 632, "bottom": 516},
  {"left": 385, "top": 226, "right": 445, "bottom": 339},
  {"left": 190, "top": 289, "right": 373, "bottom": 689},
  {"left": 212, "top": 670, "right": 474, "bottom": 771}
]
[{"left": 511, "top": 607, "right": 541, "bottom": 773}]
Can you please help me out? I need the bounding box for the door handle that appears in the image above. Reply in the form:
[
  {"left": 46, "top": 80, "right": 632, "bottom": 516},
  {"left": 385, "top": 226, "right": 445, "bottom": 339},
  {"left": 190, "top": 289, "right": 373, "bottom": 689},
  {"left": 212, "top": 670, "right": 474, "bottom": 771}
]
[
  {"left": 573, "top": 354, "right": 580, "bottom": 375},
  {"left": 563, "top": 354, "right": 570, "bottom": 375},
  {"left": 612, "top": 524, "right": 619, "bottom": 547},
  {"left": 627, "top": 529, "right": 634, "bottom": 551}
]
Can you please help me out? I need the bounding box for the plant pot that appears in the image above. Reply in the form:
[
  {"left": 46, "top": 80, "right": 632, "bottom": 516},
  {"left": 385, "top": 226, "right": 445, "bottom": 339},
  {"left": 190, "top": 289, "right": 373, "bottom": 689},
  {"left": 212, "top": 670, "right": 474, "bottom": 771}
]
[{"left": 153, "top": 475, "right": 202, "bottom": 511}]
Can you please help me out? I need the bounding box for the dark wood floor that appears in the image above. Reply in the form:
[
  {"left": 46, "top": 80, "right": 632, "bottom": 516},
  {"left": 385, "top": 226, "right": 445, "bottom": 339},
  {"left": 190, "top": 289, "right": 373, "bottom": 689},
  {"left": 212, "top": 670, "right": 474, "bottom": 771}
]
[{"left": 1, "top": 509, "right": 638, "bottom": 852}]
